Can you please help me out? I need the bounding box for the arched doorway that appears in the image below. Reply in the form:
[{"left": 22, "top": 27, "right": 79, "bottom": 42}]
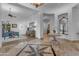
[{"left": 58, "top": 13, "right": 68, "bottom": 35}]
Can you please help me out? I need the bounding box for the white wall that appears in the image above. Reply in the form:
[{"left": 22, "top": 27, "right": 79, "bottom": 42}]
[
  {"left": 71, "top": 4, "right": 79, "bottom": 40},
  {"left": 0, "top": 3, "right": 45, "bottom": 46},
  {"left": 0, "top": 4, "right": 2, "bottom": 47},
  {"left": 54, "top": 7, "right": 74, "bottom": 40},
  {"left": 0, "top": 3, "right": 37, "bottom": 37},
  {"left": 72, "top": 4, "right": 79, "bottom": 33},
  {"left": 53, "top": 4, "right": 79, "bottom": 40}
]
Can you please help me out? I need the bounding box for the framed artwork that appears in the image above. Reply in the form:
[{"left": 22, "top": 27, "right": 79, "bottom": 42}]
[{"left": 12, "top": 24, "right": 17, "bottom": 28}]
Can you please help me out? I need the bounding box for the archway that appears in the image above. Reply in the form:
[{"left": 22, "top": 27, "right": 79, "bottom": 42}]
[{"left": 58, "top": 13, "right": 68, "bottom": 35}]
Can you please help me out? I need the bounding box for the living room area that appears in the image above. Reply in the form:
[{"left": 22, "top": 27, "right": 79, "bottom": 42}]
[{"left": 0, "top": 3, "right": 79, "bottom": 56}]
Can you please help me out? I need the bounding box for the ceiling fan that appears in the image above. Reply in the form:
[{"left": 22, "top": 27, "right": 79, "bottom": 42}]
[{"left": 8, "top": 8, "right": 16, "bottom": 18}]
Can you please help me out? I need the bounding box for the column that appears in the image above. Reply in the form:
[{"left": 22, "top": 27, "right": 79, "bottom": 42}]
[
  {"left": 49, "top": 14, "right": 55, "bottom": 35},
  {"left": 54, "top": 14, "right": 59, "bottom": 34},
  {"left": 35, "top": 12, "right": 44, "bottom": 39}
]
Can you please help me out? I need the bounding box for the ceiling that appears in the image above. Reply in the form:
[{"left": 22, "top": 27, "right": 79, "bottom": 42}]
[
  {"left": 1, "top": 3, "right": 37, "bottom": 21},
  {"left": 18, "top": 3, "right": 77, "bottom": 13},
  {"left": 1, "top": 3, "right": 78, "bottom": 22}
]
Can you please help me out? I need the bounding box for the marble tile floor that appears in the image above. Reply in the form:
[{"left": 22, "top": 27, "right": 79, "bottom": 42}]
[
  {"left": 19, "top": 38, "right": 79, "bottom": 56},
  {"left": 18, "top": 44, "right": 54, "bottom": 56},
  {"left": 1, "top": 35, "right": 79, "bottom": 56},
  {"left": 0, "top": 36, "right": 35, "bottom": 54},
  {"left": 52, "top": 38, "right": 79, "bottom": 56}
]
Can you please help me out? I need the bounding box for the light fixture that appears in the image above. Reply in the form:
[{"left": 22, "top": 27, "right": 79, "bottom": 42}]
[
  {"left": 8, "top": 8, "right": 16, "bottom": 18},
  {"left": 31, "top": 3, "right": 44, "bottom": 8}
]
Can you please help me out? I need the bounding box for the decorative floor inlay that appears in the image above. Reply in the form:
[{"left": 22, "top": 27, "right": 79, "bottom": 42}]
[{"left": 1, "top": 35, "right": 79, "bottom": 56}]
